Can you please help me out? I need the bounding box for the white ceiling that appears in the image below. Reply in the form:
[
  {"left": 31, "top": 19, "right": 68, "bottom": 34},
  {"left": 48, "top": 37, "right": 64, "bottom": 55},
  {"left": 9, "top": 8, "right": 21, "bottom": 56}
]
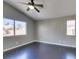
[{"left": 4, "top": 0, "right": 76, "bottom": 20}]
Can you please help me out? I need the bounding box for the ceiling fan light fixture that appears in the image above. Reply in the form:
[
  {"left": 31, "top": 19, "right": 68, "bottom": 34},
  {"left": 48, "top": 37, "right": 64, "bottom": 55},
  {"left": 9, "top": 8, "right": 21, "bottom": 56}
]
[
  {"left": 29, "top": 6, "right": 34, "bottom": 9},
  {"left": 19, "top": 0, "right": 43, "bottom": 12}
]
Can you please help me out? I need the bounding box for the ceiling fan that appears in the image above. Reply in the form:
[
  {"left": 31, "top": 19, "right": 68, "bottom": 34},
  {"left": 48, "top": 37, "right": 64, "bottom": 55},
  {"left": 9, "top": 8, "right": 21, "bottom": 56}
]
[{"left": 19, "top": 0, "right": 44, "bottom": 12}]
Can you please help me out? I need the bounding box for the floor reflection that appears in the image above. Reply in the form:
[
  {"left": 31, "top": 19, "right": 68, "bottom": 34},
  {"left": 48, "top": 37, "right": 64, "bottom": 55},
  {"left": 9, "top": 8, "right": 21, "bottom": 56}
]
[
  {"left": 65, "top": 53, "right": 76, "bottom": 59},
  {"left": 4, "top": 42, "right": 76, "bottom": 59},
  {"left": 14, "top": 53, "right": 28, "bottom": 59}
]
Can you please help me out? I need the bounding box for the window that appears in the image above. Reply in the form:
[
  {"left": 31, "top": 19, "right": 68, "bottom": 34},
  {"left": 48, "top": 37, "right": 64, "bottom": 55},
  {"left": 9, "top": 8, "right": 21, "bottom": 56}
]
[
  {"left": 3, "top": 18, "right": 14, "bottom": 37},
  {"left": 15, "top": 20, "right": 26, "bottom": 35},
  {"left": 3, "top": 18, "right": 27, "bottom": 37},
  {"left": 67, "top": 20, "right": 75, "bottom": 36}
]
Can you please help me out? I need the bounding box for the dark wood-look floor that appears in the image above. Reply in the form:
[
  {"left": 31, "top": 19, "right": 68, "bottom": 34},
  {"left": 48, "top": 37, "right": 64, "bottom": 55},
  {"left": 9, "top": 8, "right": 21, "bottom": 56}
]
[{"left": 3, "top": 42, "right": 76, "bottom": 59}]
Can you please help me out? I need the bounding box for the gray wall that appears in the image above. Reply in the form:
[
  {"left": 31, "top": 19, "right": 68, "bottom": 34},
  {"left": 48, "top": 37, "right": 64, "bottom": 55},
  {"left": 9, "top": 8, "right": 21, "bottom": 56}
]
[
  {"left": 36, "top": 15, "right": 76, "bottom": 47},
  {"left": 3, "top": 2, "right": 36, "bottom": 50}
]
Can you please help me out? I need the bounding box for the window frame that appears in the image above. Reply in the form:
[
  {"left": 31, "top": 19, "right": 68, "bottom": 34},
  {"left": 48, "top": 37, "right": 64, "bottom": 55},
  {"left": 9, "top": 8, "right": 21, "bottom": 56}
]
[
  {"left": 66, "top": 19, "right": 76, "bottom": 36},
  {"left": 3, "top": 18, "right": 27, "bottom": 37}
]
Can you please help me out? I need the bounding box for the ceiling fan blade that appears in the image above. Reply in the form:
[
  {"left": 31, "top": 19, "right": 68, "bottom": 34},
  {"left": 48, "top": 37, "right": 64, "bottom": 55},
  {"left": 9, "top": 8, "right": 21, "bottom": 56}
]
[
  {"left": 31, "top": 0, "right": 34, "bottom": 2},
  {"left": 34, "top": 4, "right": 43, "bottom": 8},
  {"left": 19, "top": 2, "right": 35, "bottom": 6},
  {"left": 31, "top": 0, "right": 34, "bottom": 4},
  {"left": 34, "top": 7, "right": 40, "bottom": 12},
  {"left": 27, "top": 7, "right": 30, "bottom": 11}
]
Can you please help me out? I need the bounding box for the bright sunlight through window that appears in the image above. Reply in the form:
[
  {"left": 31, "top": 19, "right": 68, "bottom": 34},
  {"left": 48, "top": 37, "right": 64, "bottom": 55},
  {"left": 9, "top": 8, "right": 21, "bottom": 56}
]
[
  {"left": 3, "top": 18, "right": 27, "bottom": 37},
  {"left": 67, "top": 20, "right": 75, "bottom": 36}
]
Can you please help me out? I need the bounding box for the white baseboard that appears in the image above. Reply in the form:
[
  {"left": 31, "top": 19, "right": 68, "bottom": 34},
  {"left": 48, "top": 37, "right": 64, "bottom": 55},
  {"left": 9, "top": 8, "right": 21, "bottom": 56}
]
[
  {"left": 3, "top": 40, "right": 37, "bottom": 52},
  {"left": 37, "top": 41, "right": 76, "bottom": 48},
  {"left": 4, "top": 40, "right": 76, "bottom": 52}
]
